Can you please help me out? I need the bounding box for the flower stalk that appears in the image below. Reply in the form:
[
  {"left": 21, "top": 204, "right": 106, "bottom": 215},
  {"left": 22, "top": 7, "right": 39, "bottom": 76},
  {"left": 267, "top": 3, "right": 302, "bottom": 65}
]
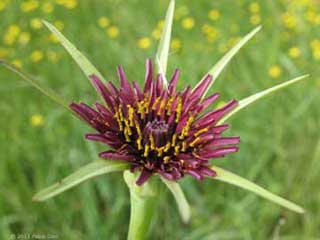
[{"left": 124, "top": 171, "right": 158, "bottom": 240}]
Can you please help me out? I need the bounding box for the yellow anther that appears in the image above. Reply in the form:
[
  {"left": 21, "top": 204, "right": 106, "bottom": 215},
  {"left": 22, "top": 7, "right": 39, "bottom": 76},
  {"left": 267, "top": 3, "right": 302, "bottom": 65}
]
[
  {"left": 137, "top": 102, "right": 144, "bottom": 118},
  {"left": 144, "top": 95, "right": 151, "bottom": 113},
  {"left": 114, "top": 111, "right": 123, "bottom": 130},
  {"left": 166, "top": 97, "right": 174, "bottom": 115},
  {"left": 171, "top": 134, "right": 177, "bottom": 146},
  {"left": 124, "top": 120, "right": 132, "bottom": 135},
  {"left": 179, "top": 159, "right": 185, "bottom": 165},
  {"left": 174, "top": 145, "right": 180, "bottom": 155},
  {"left": 144, "top": 144, "right": 150, "bottom": 157},
  {"left": 194, "top": 128, "right": 208, "bottom": 137},
  {"left": 152, "top": 97, "right": 161, "bottom": 110},
  {"left": 163, "top": 156, "right": 170, "bottom": 164},
  {"left": 135, "top": 121, "right": 142, "bottom": 135},
  {"left": 127, "top": 105, "right": 134, "bottom": 127},
  {"left": 124, "top": 128, "right": 131, "bottom": 142},
  {"left": 190, "top": 137, "right": 200, "bottom": 147},
  {"left": 149, "top": 134, "right": 155, "bottom": 150},
  {"left": 164, "top": 142, "right": 171, "bottom": 152},
  {"left": 157, "top": 99, "right": 166, "bottom": 115},
  {"left": 156, "top": 147, "right": 164, "bottom": 157},
  {"left": 118, "top": 105, "right": 124, "bottom": 121},
  {"left": 175, "top": 98, "right": 183, "bottom": 123},
  {"left": 136, "top": 138, "right": 143, "bottom": 150},
  {"left": 182, "top": 141, "right": 187, "bottom": 152},
  {"left": 179, "top": 115, "right": 194, "bottom": 139}
]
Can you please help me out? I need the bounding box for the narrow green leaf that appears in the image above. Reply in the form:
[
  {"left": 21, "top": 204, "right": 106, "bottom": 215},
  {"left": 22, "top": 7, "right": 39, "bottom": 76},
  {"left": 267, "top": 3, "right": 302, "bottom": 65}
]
[
  {"left": 161, "top": 177, "right": 191, "bottom": 223},
  {"left": 156, "top": 0, "right": 175, "bottom": 79},
  {"left": 43, "top": 20, "right": 106, "bottom": 83},
  {"left": 0, "top": 59, "right": 70, "bottom": 111},
  {"left": 196, "top": 26, "right": 262, "bottom": 99},
  {"left": 211, "top": 165, "right": 305, "bottom": 213},
  {"left": 33, "top": 160, "right": 128, "bottom": 202},
  {"left": 218, "top": 74, "right": 309, "bottom": 124}
]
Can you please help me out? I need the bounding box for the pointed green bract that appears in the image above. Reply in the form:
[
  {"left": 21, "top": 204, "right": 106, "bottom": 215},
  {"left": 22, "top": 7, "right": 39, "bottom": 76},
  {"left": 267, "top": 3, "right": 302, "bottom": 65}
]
[
  {"left": 211, "top": 165, "right": 305, "bottom": 214},
  {"left": 156, "top": 0, "right": 175, "bottom": 81},
  {"left": 218, "top": 74, "right": 309, "bottom": 124},
  {"left": 196, "top": 26, "right": 262, "bottom": 99},
  {"left": 161, "top": 177, "right": 191, "bottom": 223},
  {"left": 33, "top": 160, "right": 128, "bottom": 202},
  {"left": 43, "top": 20, "right": 106, "bottom": 83},
  {"left": 0, "top": 59, "right": 70, "bottom": 111}
]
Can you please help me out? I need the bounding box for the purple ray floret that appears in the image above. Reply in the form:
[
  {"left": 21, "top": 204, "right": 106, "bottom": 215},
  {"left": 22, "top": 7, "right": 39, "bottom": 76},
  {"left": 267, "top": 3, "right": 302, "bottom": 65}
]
[{"left": 70, "top": 59, "right": 240, "bottom": 185}]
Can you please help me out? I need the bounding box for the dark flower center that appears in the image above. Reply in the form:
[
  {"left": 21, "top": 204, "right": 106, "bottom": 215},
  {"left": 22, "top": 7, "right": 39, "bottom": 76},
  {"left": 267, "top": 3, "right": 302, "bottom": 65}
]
[{"left": 144, "top": 120, "right": 169, "bottom": 148}]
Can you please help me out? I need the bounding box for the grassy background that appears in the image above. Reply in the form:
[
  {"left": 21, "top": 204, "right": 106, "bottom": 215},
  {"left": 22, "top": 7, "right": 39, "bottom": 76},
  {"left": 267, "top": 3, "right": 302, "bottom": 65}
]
[{"left": 1, "top": 0, "right": 320, "bottom": 239}]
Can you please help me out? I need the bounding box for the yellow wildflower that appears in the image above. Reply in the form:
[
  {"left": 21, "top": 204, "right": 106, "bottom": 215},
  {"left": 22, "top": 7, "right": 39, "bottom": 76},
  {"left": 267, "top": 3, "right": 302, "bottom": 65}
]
[
  {"left": 54, "top": 21, "right": 64, "bottom": 31},
  {"left": 0, "top": 0, "right": 7, "bottom": 11},
  {"left": 310, "top": 39, "right": 320, "bottom": 49},
  {"left": 152, "top": 29, "right": 161, "bottom": 40},
  {"left": 31, "top": 114, "right": 44, "bottom": 127},
  {"left": 64, "top": 0, "right": 77, "bottom": 9},
  {"left": 107, "top": 26, "right": 119, "bottom": 38},
  {"left": 249, "top": 2, "right": 260, "bottom": 13},
  {"left": 138, "top": 37, "right": 152, "bottom": 49},
  {"left": 3, "top": 25, "right": 21, "bottom": 45},
  {"left": 171, "top": 38, "right": 182, "bottom": 51},
  {"left": 282, "top": 12, "right": 297, "bottom": 29},
  {"left": 208, "top": 9, "right": 220, "bottom": 21},
  {"left": 250, "top": 14, "right": 261, "bottom": 25},
  {"left": 305, "top": 11, "right": 320, "bottom": 25},
  {"left": 181, "top": 17, "right": 195, "bottom": 30},
  {"left": 42, "top": 2, "right": 54, "bottom": 13},
  {"left": 30, "top": 18, "right": 43, "bottom": 29},
  {"left": 269, "top": 65, "right": 282, "bottom": 78},
  {"left": 30, "top": 50, "right": 44, "bottom": 63},
  {"left": 288, "top": 47, "right": 301, "bottom": 58},
  {"left": 313, "top": 48, "right": 320, "bottom": 60},
  {"left": 18, "top": 32, "right": 31, "bottom": 45},
  {"left": 49, "top": 34, "right": 59, "bottom": 43},
  {"left": 98, "top": 17, "right": 110, "bottom": 28},
  {"left": 21, "top": 0, "right": 39, "bottom": 12},
  {"left": 12, "top": 59, "right": 23, "bottom": 68}
]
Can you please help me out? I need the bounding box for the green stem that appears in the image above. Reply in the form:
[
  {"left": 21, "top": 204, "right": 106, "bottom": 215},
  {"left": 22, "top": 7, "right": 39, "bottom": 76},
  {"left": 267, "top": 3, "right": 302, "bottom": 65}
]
[{"left": 124, "top": 171, "right": 158, "bottom": 240}]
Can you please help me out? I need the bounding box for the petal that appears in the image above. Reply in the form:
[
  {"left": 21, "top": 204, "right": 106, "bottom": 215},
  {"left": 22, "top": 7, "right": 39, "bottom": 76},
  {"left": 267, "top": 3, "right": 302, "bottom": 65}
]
[
  {"left": 200, "top": 146, "right": 239, "bottom": 158},
  {"left": 168, "top": 69, "right": 180, "bottom": 95},
  {"left": 99, "top": 150, "right": 136, "bottom": 161},
  {"left": 190, "top": 74, "right": 213, "bottom": 100},
  {"left": 136, "top": 169, "right": 153, "bottom": 185},
  {"left": 144, "top": 58, "right": 153, "bottom": 93}
]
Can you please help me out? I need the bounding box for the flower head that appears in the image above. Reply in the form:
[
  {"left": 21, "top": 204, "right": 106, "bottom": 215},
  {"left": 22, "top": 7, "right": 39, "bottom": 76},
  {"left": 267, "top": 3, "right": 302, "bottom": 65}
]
[{"left": 70, "top": 60, "right": 239, "bottom": 185}]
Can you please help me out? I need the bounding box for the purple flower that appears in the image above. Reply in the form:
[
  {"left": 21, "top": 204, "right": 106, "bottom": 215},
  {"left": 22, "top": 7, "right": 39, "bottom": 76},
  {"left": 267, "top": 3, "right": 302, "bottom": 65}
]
[{"left": 70, "top": 59, "right": 240, "bottom": 185}]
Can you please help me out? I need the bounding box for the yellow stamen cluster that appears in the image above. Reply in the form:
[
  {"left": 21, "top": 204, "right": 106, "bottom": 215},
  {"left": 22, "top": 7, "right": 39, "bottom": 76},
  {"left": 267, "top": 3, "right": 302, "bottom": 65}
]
[
  {"left": 112, "top": 92, "right": 211, "bottom": 164},
  {"left": 137, "top": 95, "right": 151, "bottom": 119},
  {"left": 179, "top": 115, "right": 194, "bottom": 139}
]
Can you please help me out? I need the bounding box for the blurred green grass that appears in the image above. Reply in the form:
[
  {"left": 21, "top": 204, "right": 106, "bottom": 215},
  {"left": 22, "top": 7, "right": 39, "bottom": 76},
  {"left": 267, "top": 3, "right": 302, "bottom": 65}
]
[{"left": 1, "top": 0, "right": 320, "bottom": 239}]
